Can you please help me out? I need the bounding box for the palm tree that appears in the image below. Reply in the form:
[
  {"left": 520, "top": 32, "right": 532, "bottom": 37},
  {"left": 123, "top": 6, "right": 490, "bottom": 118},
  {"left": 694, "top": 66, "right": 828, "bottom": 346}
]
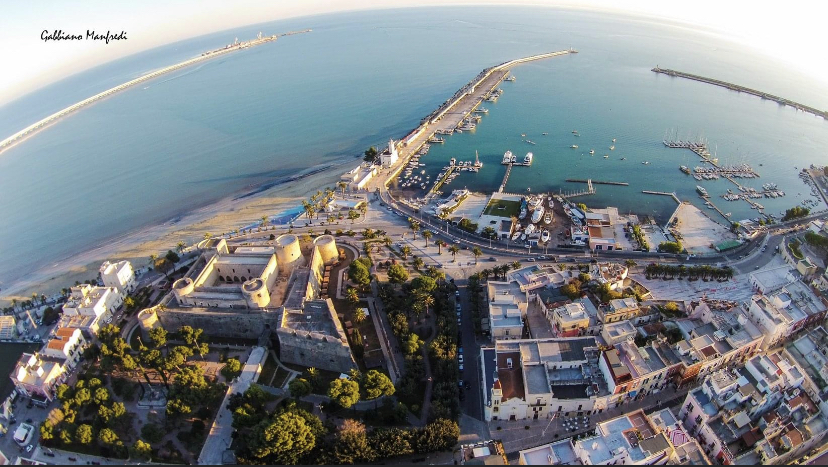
[
  {"left": 176, "top": 241, "right": 186, "bottom": 254},
  {"left": 203, "top": 232, "right": 212, "bottom": 241},
  {"left": 303, "top": 200, "right": 315, "bottom": 224},
  {"left": 422, "top": 230, "right": 433, "bottom": 247},
  {"left": 346, "top": 287, "right": 360, "bottom": 304},
  {"left": 149, "top": 253, "right": 158, "bottom": 267},
  {"left": 401, "top": 246, "right": 412, "bottom": 259},
  {"left": 435, "top": 240, "right": 445, "bottom": 255},
  {"left": 337, "top": 181, "right": 347, "bottom": 195},
  {"left": 307, "top": 367, "right": 319, "bottom": 385},
  {"left": 413, "top": 257, "right": 424, "bottom": 270},
  {"left": 353, "top": 306, "right": 366, "bottom": 323},
  {"left": 624, "top": 259, "right": 636, "bottom": 269},
  {"left": 409, "top": 221, "right": 420, "bottom": 241},
  {"left": 261, "top": 215, "right": 269, "bottom": 227},
  {"left": 383, "top": 236, "right": 392, "bottom": 248},
  {"left": 472, "top": 247, "right": 482, "bottom": 264},
  {"left": 11, "top": 299, "right": 17, "bottom": 312},
  {"left": 449, "top": 245, "right": 460, "bottom": 261},
  {"left": 32, "top": 293, "right": 39, "bottom": 306},
  {"left": 480, "top": 269, "right": 491, "bottom": 281},
  {"left": 422, "top": 294, "right": 435, "bottom": 318},
  {"left": 511, "top": 261, "right": 522, "bottom": 271}
]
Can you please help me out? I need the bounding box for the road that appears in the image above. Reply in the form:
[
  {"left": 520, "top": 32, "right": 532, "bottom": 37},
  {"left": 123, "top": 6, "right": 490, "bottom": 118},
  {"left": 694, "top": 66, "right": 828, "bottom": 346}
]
[{"left": 456, "top": 280, "right": 484, "bottom": 421}]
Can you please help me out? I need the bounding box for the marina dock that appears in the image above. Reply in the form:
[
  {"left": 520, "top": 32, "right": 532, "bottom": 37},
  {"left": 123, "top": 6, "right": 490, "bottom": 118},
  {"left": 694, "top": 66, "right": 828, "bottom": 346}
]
[
  {"left": 653, "top": 66, "right": 828, "bottom": 120},
  {"left": 562, "top": 179, "right": 595, "bottom": 198},
  {"left": 498, "top": 163, "right": 513, "bottom": 193},
  {"left": 642, "top": 190, "right": 681, "bottom": 204},
  {"left": 0, "top": 30, "right": 312, "bottom": 155},
  {"left": 566, "top": 179, "right": 628, "bottom": 186}
]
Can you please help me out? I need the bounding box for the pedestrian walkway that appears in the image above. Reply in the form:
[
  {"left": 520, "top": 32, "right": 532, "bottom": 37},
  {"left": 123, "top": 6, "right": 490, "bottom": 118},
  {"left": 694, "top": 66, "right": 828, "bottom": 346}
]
[{"left": 491, "top": 382, "right": 699, "bottom": 455}]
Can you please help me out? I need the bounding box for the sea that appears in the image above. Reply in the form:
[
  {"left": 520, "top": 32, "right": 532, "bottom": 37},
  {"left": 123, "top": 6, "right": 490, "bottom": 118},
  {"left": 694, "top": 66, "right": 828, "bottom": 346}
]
[{"left": 1, "top": 6, "right": 828, "bottom": 292}]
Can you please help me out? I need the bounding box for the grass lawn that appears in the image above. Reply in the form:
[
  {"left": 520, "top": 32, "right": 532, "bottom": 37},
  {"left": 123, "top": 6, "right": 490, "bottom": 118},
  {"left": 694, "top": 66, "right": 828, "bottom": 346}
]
[
  {"left": 483, "top": 198, "right": 520, "bottom": 218},
  {"left": 259, "top": 352, "right": 278, "bottom": 387},
  {"left": 271, "top": 366, "right": 291, "bottom": 388}
]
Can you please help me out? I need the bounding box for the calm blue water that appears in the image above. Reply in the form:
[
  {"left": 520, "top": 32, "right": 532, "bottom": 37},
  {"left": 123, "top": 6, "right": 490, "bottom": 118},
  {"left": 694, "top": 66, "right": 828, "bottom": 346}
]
[{"left": 1, "top": 6, "right": 827, "bottom": 289}]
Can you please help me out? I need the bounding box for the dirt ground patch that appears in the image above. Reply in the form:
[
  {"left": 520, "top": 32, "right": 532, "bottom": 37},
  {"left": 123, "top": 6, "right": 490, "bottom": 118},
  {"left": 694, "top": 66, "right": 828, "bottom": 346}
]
[{"left": 671, "top": 203, "right": 735, "bottom": 254}]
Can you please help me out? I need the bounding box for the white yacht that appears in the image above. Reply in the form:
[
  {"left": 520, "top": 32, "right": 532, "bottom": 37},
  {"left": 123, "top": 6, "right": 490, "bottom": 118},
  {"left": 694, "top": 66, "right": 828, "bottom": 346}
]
[
  {"left": 548, "top": 197, "right": 555, "bottom": 209},
  {"left": 512, "top": 231, "right": 522, "bottom": 241},
  {"left": 541, "top": 230, "right": 550, "bottom": 242},
  {"left": 502, "top": 151, "right": 513, "bottom": 164},
  {"left": 571, "top": 145, "right": 579, "bottom": 149},
  {"left": 524, "top": 152, "right": 534, "bottom": 165},
  {"left": 525, "top": 224, "right": 536, "bottom": 235},
  {"left": 589, "top": 149, "right": 595, "bottom": 155},
  {"left": 609, "top": 145, "right": 615, "bottom": 150},
  {"left": 531, "top": 206, "right": 545, "bottom": 224},
  {"left": 544, "top": 213, "right": 552, "bottom": 224}
]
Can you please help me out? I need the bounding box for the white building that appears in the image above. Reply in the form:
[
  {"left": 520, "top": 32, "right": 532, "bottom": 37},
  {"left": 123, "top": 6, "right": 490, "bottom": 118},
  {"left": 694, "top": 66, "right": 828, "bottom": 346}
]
[
  {"left": 9, "top": 353, "right": 67, "bottom": 404},
  {"left": 41, "top": 327, "right": 87, "bottom": 370},
  {"left": 0, "top": 316, "right": 17, "bottom": 340},
  {"left": 486, "top": 281, "right": 527, "bottom": 340},
  {"left": 746, "top": 293, "right": 807, "bottom": 349},
  {"left": 99, "top": 260, "right": 136, "bottom": 296},
  {"left": 63, "top": 284, "right": 121, "bottom": 319},
  {"left": 749, "top": 265, "right": 796, "bottom": 295}
]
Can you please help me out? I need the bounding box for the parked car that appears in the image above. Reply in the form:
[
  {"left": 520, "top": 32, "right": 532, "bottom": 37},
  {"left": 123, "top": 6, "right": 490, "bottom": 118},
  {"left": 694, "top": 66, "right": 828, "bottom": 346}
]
[
  {"left": 459, "top": 364, "right": 464, "bottom": 372},
  {"left": 458, "top": 354, "right": 464, "bottom": 364},
  {"left": 455, "top": 290, "right": 460, "bottom": 297}
]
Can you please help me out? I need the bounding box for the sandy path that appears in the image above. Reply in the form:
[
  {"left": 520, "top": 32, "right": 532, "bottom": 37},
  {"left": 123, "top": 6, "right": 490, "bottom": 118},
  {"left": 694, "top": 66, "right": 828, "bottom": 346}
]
[{"left": 0, "top": 165, "right": 348, "bottom": 304}]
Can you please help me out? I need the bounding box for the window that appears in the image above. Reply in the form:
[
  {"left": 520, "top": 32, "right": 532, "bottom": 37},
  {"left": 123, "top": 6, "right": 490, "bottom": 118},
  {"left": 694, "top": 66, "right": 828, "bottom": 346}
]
[{"left": 493, "top": 407, "right": 499, "bottom": 413}]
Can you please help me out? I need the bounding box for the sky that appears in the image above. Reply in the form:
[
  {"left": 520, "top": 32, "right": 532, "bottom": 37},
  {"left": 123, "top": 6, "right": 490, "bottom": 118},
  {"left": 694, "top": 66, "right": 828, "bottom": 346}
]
[{"left": 1, "top": 0, "right": 826, "bottom": 106}]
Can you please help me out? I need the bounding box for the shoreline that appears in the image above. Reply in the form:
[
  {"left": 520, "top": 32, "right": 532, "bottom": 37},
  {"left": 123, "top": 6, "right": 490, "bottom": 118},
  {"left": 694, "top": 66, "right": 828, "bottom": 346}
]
[{"left": 0, "top": 161, "right": 350, "bottom": 305}]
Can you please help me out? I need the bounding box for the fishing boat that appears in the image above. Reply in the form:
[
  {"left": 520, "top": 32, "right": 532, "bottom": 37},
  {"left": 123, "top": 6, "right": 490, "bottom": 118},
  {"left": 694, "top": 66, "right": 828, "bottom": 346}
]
[
  {"left": 680, "top": 165, "right": 691, "bottom": 174},
  {"left": 548, "top": 196, "right": 555, "bottom": 209},
  {"left": 511, "top": 231, "right": 522, "bottom": 241},
  {"left": 603, "top": 155, "right": 609, "bottom": 159},
  {"left": 506, "top": 75, "right": 516, "bottom": 81},
  {"left": 589, "top": 149, "right": 595, "bottom": 155},
  {"left": 642, "top": 161, "right": 650, "bottom": 165},
  {"left": 697, "top": 186, "right": 708, "bottom": 196},
  {"left": 520, "top": 233, "right": 527, "bottom": 241},
  {"left": 612, "top": 138, "right": 616, "bottom": 143},
  {"left": 620, "top": 157, "right": 626, "bottom": 160},
  {"left": 571, "top": 145, "right": 579, "bottom": 149},
  {"left": 526, "top": 140, "right": 536, "bottom": 145},
  {"left": 525, "top": 224, "right": 536, "bottom": 235},
  {"left": 524, "top": 152, "right": 534, "bottom": 165},
  {"left": 572, "top": 130, "right": 578, "bottom": 134},
  {"left": 544, "top": 213, "right": 552, "bottom": 224},
  {"left": 609, "top": 145, "right": 615, "bottom": 150},
  {"left": 542, "top": 132, "right": 549, "bottom": 135},
  {"left": 541, "top": 230, "right": 550, "bottom": 242},
  {"left": 519, "top": 208, "right": 528, "bottom": 220}
]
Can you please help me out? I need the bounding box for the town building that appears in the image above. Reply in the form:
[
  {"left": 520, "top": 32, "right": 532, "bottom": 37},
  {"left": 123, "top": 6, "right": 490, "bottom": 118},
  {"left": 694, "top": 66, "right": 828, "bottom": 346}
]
[
  {"left": 600, "top": 339, "right": 680, "bottom": 407},
  {"left": 784, "top": 326, "right": 828, "bottom": 413},
  {"left": 590, "top": 262, "right": 629, "bottom": 291},
  {"left": 549, "top": 303, "right": 591, "bottom": 338},
  {"left": 679, "top": 364, "right": 828, "bottom": 465},
  {"left": 747, "top": 293, "right": 809, "bottom": 349},
  {"left": 520, "top": 407, "right": 711, "bottom": 465},
  {"left": 749, "top": 265, "right": 796, "bottom": 295},
  {"left": 0, "top": 316, "right": 17, "bottom": 340},
  {"left": 59, "top": 283, "right": 121, "bottom": 335},
  {"left": 481, "top": 337, "right": 611, "bottom": 421},
  {"left": 9, "top": 353, "right": 67, "bottom": 405},
  {"left": 41, "top": 327, "right": 87, "bottom": 370},
  {"left": 99, "top": 260, "right": 136, "bottom": 296},
  {"left": 600, "top": 320, "right": 637, "bottom": 346},
  {"left": 598, "top": 297, "right": 657, "bottom": 325},
  {"left": 456, "top": 440, "right": 507, "bottom": 465},
  {"left": 584, "top": 209, "right": 618, "bottom": 251},
  {"left": 486, "top": 281, "right": 527, "bottom": 340},
  {"left": 341, "top": 163, "right": 378, "bottom": 191}
]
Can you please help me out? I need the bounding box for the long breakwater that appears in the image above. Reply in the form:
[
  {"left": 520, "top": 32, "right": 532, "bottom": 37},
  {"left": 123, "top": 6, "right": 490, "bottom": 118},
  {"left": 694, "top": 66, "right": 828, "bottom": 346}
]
[
  {"left": 652, "top": 66, "right": 828, "bottom": 120},
  {"left": 0, "top": 29, "right": 312, "bottom": 156}
]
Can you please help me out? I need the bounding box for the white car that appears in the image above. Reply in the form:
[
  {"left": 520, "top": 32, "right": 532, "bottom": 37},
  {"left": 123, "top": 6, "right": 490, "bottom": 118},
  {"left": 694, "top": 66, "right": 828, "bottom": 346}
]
[
  {"left": 458, "top": 354, "right": 464, "bottom": 364},
  {"left": 26, "top": 445, "right": 34, "bottom": 453}
]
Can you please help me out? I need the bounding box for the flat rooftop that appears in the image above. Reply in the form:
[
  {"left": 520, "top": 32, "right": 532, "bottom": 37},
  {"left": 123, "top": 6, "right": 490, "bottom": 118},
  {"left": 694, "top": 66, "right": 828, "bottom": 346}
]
[
  {"left": 280, "top": 299, "right": 339, "bottom": 337},
  {"left": 520, "top": 439, "right": 578, "bottom": 466}
]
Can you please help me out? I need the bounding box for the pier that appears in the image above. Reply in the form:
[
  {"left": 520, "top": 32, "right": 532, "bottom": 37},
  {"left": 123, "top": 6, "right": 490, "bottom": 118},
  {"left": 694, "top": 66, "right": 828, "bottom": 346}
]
[
  {"left": 698, "top": 194, "right": 735, "bottom": 223},
  {"left": 642, "top": 190, "right": 681, "bottom": 205},
  {"left": 653, "top": 66, "right": 828, "bottom": 120},
  {"left": 385, "top": 49, "right": 576, "bottom": 190},
  {"left": 562, "top": 179, "right": 595, "bottom": 198},
  {"left": 0, "top": 29, "right": 312, "bottom": 155},
  {"left": 498, "top": 164, "right": 514, "bottom": 193},
  {"left": 566, "top": 179, "right": 628, "bottom": 186}
]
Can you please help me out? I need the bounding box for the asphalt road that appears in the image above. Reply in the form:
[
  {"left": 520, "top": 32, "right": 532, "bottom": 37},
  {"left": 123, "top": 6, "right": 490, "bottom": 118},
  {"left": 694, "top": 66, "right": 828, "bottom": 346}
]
[{"left": 456, "top": 280, "right": 483, "bottom": 421}]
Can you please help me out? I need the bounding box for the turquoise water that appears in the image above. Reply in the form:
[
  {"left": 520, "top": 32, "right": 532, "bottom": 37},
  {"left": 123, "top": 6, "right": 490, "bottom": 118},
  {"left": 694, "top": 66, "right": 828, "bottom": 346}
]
[{"left": 1, "top": 6, "right": 827, "bottom": 288}]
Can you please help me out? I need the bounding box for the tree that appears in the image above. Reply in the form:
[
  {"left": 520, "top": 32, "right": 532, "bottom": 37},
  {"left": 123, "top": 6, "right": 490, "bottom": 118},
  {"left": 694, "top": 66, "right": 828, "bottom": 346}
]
[
  {"left": 165, "top": 250, "right": 180, "bottom": 264},
  {"left": 411, "top": 276, "right": 437, "bottom": 295},
  {"left": 348, "top": 209, "right": 360, "bottom": 224},
  {"left": 94, "top": 387, "right": 110, "bottom": 405},
  {"left": 221, "top": 358, "right": 242, "bottom": 380},
  {"left": 578, "top": 272, "right": 591, "bottom": 283},
  {"left": 782, "top": 206, "right": 810, "bottom": 221},
  {"left": 412, "top": 257, "right": 425, "bottom": 270},
  {"left": 364, "top": 370, "right": 395, "bottom": 400},
  {"left": 663, "top": 301, "right": 680, "bottom": 315},
  {"left": 334, "top": 419, "right": 375, "bottom": 464},
  {"left": 328, "top": 378, "right": 360, "bottom": 408},
  {"left": 422, "top": 230, "right": 433, "bottom": 247},
  {"left": 511, "top": 261, "right": 522, "bottom": 270},
  {"left": 131, "top": 440, "right": 153, "bottom": 461},
  {"left": 449, "top": 245, "right": 460, "bottom": 260},
  {"left": 346, "top": 287, "right": 360, "bottom": 305},
  {"left": 416, "top": 419, "right": 460, "bottom": 453},
  {"left": 176, "top": 241, "right": 186, "bottom": 253},
  {"left": 387, "top": 263, "right": 408, "bottom": 287},
  {"left": 154, "top": 257, "right": 174, "bottom": 279},
  {"left": 289, "top": 378, "right": 312, "bottom": 398},
  {"left": 421, "top": 294, "right": 435, "bottom": 318},
  {"left": 409, "top": 221, "right": 421, "bottom": 241},
  {"left": 403, "top": 333, "right": 424, "bottom": 355},
  {"left": 98, "top": 427, "right": 119, "bottom": 446},
  {"left": 371, "top": 427, "right": 414, "bottom": 458},
  {"left": 77, "top": 424, "right": 94, "bottom": 445},
  {"left": 353, "top": 307, "right": 367, "bottom": 324},
  {"left": 348, "top": 261, "right": 371, "bottom": 287},
  {"left": 148, "top": 326, "right": 168, "bottom": 348},
  {"left": 435, "top": 239, "right": 445, "bottom": 255},
  {"left": 364, "top": 146, "right": 378, "bottom": 163},
  {"left": 624, "top": 259, "right": 637, "bottom": 269},
  {"left": 472, "top": 247, "right": 482, "bottom": 264},
  {"left": 250, "top": 412, "right": 316, "bottom": 464}
]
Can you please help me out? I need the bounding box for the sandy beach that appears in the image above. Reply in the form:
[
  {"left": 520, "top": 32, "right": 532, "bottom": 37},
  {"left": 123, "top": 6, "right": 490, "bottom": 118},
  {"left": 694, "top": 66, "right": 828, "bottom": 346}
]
[{"left": 0, "top": 163, "right": 348, "bottom": 305}]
